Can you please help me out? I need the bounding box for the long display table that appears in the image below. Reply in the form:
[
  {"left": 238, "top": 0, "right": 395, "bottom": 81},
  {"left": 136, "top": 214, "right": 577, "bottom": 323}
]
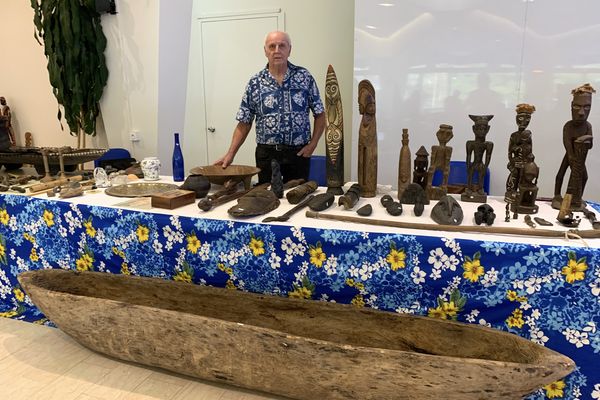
[{"left": 0, "top": 181, "right": 599, "bottom": 400}]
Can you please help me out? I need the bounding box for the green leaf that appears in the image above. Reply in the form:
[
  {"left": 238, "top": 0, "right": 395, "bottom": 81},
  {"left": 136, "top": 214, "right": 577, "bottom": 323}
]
[
  {"left": 473, "top": 251, "right": 481, "bottom": 260},
  {"left": 568, "top": 251, "right": 576, "bottom": 261}
]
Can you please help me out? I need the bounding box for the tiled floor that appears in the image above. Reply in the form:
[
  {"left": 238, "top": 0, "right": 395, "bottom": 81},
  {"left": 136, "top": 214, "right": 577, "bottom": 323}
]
[{"left": 0, "top": 317, "right": 286, "bottom": 400}]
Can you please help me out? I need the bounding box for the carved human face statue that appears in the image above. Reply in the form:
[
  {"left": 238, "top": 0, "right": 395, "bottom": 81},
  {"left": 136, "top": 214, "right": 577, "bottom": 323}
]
[
  {"left": 264, "top": 32, "right": 291, "bottom": 69},
  {"left": 0, "top": 97, "right": 5, "bottom": 106},
  {"left": 516, "top": 112, "right": 531, "bottom": 130},
  {"left": 473, "top": 122, "right": 490, "bottom": 139},
  {"left": 571, "top": 94, "right": 592, "bottom": 123}
]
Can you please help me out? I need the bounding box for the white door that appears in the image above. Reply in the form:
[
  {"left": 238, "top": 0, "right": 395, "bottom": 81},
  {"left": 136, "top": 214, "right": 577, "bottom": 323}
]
[{"left": 184, "top": 9, "right": 284, "bottom": 168}]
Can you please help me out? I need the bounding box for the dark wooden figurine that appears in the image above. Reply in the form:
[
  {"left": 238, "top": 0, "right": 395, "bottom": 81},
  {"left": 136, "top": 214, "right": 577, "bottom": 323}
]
[
  {"left": 397, "top": 128, "right": 412, "bottom": 200},
  {"left": 324, "top": 65, "right": 345, "bottom": 195},
  {"left": 462, "top": 115, "right": 494, "bottom": 203},
  {"left": 552, "top": 83, "right": 595, "bottom": 211},
  {"left": 426, "top": 124, "right": 453, "bottom": 200},
  {"left": 413, "top": 146, "right": 429, "bottom": 190},
  {"left": 504, "top": 104, "right": 536, "bottom": 216},
  {"left": 357, "top": 80, "right": 377, "bottom": 197}
]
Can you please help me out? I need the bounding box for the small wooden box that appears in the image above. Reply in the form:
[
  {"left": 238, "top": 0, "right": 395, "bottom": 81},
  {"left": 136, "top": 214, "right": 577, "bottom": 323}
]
[{"left": 151, "top": 189, "right": 196, "bottom": 209}]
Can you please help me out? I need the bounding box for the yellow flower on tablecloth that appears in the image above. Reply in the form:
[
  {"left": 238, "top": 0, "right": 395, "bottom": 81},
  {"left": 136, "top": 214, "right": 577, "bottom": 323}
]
[
  {"left": 544, "top": 380, "right": 565, "bottom": 399},
  {"left": 173, "top": 270, "right": 192, "bottom": 283},
  {"left": 506, "top": 308, "right": 524, "bottom": 329},
  {"left": 351, "top": 294, "right": 365, "bottom": 308},
  {"left": 442, "top": 301, "right": 458, "bottom": 318},
  {"left": 562, "top": 253, "right": 587, "bottom": 284},
  {"left": 136, "top": 225, "right": 149, "bottom": 242},
  {"left": 249, "top": 237, "right": 265, "bottom": 256},
  {"left": 288, "top": 286, "right": 312, "bottom": 299},
  {"left": 309, "top": 243, "right": 326, "bottom": 268},
  {"left": 75, "top": 252, "right": 94, "bottom": 272},
  {"left": 506, "top": 290, "right": 527, "bottom": 303},
  {"left": 30, "top": 248, "right": 39, "bottom": 262},
  {"left": 13, "top": 288, "right": 25, "bottom": 302},
  {"left": 225, "top": 279, "right": 236, "bottom": 290},
  {"left": 186, "top": 233, "right": 201, "bottom": 254},
  {"left": 386, "top": 248, "right": 406, "bottom": 271},
  {"left": 121, "top": 262, "right": 130, "bottom": 275},
  {"left": 463, "top": 253, "right": 484, "bottom": 282},
  {"left": 0, "top": 310, "right": 17, "bottom": 318},
  {"left": 43, "top": 210, "right": 54, "bottom": 227},
  {"left": 428, "top": 306, "right": 447, "bottom": 319},
  {"left": 83, "top": 220, "right": 96, "bottom": 237},
  {"left": 0, "top": 209, "right": 9, "bottom": 225},
  {"left": 23, "top": 233, "right": 35, "bottom": 243},
  {"left": 0, "top": 243, "right": 5, "bottom": 259}
]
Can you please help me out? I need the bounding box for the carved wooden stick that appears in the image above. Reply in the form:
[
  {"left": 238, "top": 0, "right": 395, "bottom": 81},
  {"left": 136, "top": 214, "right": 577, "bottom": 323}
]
[
  {"left": 198, "top": 182, "right": 269, "bottom": 212},
  {"left": 305, "top": 210, "right": 600, "bottom": 239}
]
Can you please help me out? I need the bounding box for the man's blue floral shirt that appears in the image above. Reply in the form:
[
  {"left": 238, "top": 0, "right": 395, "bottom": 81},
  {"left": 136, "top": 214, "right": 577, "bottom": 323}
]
[{"left": 236, "top": 62, "right": 325, "bottom": 146}]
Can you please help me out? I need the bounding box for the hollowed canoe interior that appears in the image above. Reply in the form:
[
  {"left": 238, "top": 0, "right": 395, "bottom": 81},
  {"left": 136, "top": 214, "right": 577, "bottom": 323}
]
[{"left": 26, "top": 270, "right": 547, "bottom": 365}]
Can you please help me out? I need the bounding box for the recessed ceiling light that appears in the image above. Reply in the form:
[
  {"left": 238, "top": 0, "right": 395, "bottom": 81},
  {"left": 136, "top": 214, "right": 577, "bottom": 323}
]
[
  {"left": 366, "top": 25, "right": 377, "bottom": 30},
  {"left": 378, "top": 3, "right": 395, "bottom": 6}
]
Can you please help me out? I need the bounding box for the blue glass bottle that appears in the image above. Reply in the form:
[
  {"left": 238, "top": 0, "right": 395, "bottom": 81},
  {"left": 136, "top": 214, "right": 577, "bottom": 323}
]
[{"left": 172, "top": 132, "right": 185, "bottom": 182}]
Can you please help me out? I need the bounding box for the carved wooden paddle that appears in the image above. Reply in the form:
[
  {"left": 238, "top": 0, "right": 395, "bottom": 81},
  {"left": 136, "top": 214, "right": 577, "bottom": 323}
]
[{"left": 262, "top": 195, "right": 315, "bottom": 223}]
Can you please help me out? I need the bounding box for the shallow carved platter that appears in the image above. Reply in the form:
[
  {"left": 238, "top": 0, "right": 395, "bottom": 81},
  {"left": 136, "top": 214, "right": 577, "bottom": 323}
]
[
  {"left": 190, "top": 165, "right": 260, "bottom": 189},
  {"left": 105, "top": 182, "right": 179, "bottom": 198}
]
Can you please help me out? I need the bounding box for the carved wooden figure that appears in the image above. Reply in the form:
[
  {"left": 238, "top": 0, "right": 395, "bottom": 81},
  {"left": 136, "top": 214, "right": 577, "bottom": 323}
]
[
  {"left": 426, "top": 124, "right": 453, "bottom": 200},
  {"left": 413, "top": 146, "right": 429, "bottom": 190},
  {"left": 552, "top": 83, "right": 595, "bottom": 210},
  {"left": 516, "top": 160, "right": 539, "bottom": 214},
  {"left": 324, "top": 65, "right": 345, "bottom": 195},
  {"left": 505, "top": 104, "right": 536, "bottom": 209},
  {"left": 462, "top": 115, "right": 494, "bottom": 203},
  {"left": 397, "top": 128, "right": 412, "bottom": 200},
  {"left": 357, "top": 80, "right": 377, "bottom": 197}
]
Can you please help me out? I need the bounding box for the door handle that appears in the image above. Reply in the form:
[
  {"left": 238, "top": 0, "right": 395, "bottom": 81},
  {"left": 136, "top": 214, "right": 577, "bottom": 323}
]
[{"left": 208, "top": 126, "right": 216, "bottom": 133}]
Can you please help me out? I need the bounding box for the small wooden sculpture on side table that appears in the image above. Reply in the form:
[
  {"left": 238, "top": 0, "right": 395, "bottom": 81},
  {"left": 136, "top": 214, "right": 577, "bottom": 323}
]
[
  {"left": 552, "top": 83, "right": 595, "bottom": 211},
  {"left": 357, "top": 80, "right": 377, "bottom": 197},
  {"left": 425, "top": 124, "right": 453, "bottom": 200},
  {"left": 504, "top": 104, "right": 538, "bottom": 219},
  {"left": 397, "top": 128, "right": 412, "bottom": 200},
  {"left": 462, "top": 115, "right": 494, "bottom": 203},
  {"left": 324, "top": 65, "right": 345, "bottom": 195},
  {"left": 413, "top": 146, "right": 429, "bottom": 191}
]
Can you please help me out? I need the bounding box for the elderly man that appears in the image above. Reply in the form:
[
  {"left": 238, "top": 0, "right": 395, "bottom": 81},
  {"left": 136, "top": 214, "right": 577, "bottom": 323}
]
[{"left": 214, "top": 31, "right": 326, "bottom": 184}]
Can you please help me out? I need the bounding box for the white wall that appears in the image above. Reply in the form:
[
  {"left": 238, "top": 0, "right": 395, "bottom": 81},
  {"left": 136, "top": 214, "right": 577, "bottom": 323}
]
[
  {"left": 355, "top": 0, "right": 600, "bottom": 202},
  {"left": 0, "top": 0, "right": 159, "bottom": 160}
]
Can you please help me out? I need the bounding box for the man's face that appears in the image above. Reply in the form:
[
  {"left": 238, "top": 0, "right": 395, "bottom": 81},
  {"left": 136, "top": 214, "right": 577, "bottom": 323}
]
[
  {"left": 264, "top": 33, "right": 291, "bottom": 68},
  {"left": 516, "top": 113, "right": 531, "bottom": 130},
  {"left": 571, "top": 94, "right": 592, "bottom": 122}
]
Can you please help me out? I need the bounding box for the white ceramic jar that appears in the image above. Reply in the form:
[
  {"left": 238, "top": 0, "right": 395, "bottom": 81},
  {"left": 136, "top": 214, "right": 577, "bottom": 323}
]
[{"left": 141, "top": 157, "right": 161, "bottom": 181}]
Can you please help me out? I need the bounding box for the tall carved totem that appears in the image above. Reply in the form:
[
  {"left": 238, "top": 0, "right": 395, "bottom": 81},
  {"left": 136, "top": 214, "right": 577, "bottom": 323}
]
[
  {"left": 357, "top": 80, "right": 378, "bottom": 197},
  {"left": 324, "top": 65, "right": 345, "bottom": 195}
]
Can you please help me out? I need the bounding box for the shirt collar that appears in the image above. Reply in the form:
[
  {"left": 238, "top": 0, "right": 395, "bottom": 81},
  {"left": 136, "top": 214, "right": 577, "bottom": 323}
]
[{"left": 263, "top": 61, "right": 297, "bottom": 83}]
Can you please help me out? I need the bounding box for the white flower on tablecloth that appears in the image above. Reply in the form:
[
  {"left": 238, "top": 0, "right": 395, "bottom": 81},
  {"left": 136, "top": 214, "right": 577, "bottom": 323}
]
[
  {"left": 520, "top": 302, "right": 532, "bottom": 311},
  {"left": 291, "top": 226, "right": 305, "bottom": 242},
  {"left": 590, "top": 280, "right": 600, "bottom": 297},
  {"left": 9, "top": 216, "right": 17, "bottom": 231},
  {"left": 583, "top": 321, "right": 597, "bottom": 334},
  {"left": 198, "top": 243, "right": 211, "bottom": 261},
  {"left": 9, "top": 248, "right": 15, "bottom": 260},
  {"left": 429, "top": 268, "right": 442, "bottom": 280},
  {"left": 225, "top": 250, "right": 238, "bottom": 266},
  {"left": 481, "top": 267, "right": 498, "bottom": 287},
  {"left": 358, "top": 262, "right": 373, "bottom": 281},
  {"left": 95, "top": 229, "right": 106, "bottom": 245},
  {"left": 152, "top": 239, "right": 163, "bottom": 254},
  {"left": 465, "top": 309, "right": 480, "bottom": 323},
  {"left": 442, "top": 237, "right": 461, "bottom": 254},
  {"left": 58, "top": 226, "right": 68, "bottom": 238},
  {"left": 348, "top": 265, "right": 360, "bottom": 279},
  {"left": 531, "top": 308, "right": 541, "bottom": 319},
  {"left": 169, "top": 215, "right": 181, "bottom": 230},
  {"left": 530, "top": 328, "right": 549, "bottom": 345},
  {"left": 361, "top": 231, "right": 369, "bottom": 239},
  {"left": 563, "top": 328, "right": 590, "bottom": 348},
  {"left": 269, "top": 252, "right": 281, "bottom": 269},
  {"left": 324, "top": 255, "right": 337, "bottom": 276},
  {"left": 411, "top": 266, "right": 426, "bottom": 285},
  {"left": 479, "top": 318, "right": 491, "bottom": 327},
  {"left": 428, "top": 248, "right": 446, "bottom": 269},
  {"left": 284, "top": 254, "right": 294, "bottom": 265},
  {"left": 524, "top": 276, "right": 542, "bottom": 295}
]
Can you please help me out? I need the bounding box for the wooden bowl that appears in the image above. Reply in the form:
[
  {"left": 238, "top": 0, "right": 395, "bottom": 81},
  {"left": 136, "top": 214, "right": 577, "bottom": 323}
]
[{"left": 190, "top": 165, "right": 260, "bottom": 189}]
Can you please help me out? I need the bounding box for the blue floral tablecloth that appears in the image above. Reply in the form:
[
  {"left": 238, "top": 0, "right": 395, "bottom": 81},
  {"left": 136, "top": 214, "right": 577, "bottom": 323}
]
[{"left": 0, "top": 193, "right": 599, "bottom": 399}]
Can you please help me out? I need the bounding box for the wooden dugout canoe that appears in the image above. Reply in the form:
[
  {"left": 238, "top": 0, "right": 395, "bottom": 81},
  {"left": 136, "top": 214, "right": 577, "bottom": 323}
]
[{"left": 18, "top": 269, "right": 574, "bottom": 400}]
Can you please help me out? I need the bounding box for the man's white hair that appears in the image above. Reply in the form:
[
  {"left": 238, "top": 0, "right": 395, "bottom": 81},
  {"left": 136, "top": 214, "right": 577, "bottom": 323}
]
[{"left": 265, "top": 31, "right": 291, "bottom": 46}]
